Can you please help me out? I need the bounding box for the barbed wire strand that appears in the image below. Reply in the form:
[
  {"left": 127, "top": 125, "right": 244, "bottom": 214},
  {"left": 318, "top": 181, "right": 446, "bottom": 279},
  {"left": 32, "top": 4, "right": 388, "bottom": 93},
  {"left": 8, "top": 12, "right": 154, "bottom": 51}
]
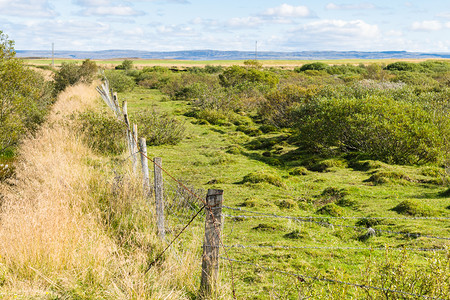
[
  {"left": 223, "top": 208, "right": 450, "bottom": 241},
  {"left": 217, "top": 244, "right": 449, "bottom": 252},
  {"left": 220, "top": 257, "right": 443, "bottom": 300},
  {"left": 223, "top": 206, "right": 450, "bottom": 221}
]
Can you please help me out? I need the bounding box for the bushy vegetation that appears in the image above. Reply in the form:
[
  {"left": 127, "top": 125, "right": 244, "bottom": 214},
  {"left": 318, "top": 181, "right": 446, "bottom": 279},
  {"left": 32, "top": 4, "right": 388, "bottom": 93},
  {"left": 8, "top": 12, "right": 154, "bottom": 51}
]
[
  {"left": 75, "top": 110, "right": 126, "bottom": 155},
  {"left": 126, "top": 59, "right": 449, "bottom": 168},
  {"left": 54, "top": 59, "right": 98, "bottom": 93},
  {"left": 130, "top": 109, "right": 186, "bottom": 146},
  {"left": 0, "top": 31, "right": 54, "bottom": 156}
]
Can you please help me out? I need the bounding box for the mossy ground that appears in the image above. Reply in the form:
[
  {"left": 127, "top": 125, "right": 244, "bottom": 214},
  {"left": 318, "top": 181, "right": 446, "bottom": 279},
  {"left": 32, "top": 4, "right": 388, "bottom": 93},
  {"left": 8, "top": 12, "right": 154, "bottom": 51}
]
[{"left": 119, "top": 86, "right": 450, "bottom": 299}]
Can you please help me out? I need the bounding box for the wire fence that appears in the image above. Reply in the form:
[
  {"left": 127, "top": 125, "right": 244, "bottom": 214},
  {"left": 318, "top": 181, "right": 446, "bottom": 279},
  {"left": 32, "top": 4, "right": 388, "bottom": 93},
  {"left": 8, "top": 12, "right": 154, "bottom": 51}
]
[{"left": 96, "top": 79, "right": 450, "bottom": 300}]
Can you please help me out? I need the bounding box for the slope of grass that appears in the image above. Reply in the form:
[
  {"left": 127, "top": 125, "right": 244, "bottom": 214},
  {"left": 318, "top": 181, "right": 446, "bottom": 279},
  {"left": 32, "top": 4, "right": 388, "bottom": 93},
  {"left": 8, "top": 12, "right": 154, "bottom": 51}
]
[{"left": 120, "top": 86, "right": 450, "bottom": 299}]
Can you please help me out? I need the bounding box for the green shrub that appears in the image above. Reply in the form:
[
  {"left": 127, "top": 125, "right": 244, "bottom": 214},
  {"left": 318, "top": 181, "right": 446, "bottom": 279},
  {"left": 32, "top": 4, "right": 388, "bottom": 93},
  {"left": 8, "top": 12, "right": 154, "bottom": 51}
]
[
  {"left": 219, "top": 65, "right": 279, "bottom": 89},
  {"left": 391, "top": 200, "right": 436, "bottom": 217},
  {"left": 115, "top": 59, "right": 133, "bottom": 70},
  {"left": 385, "top": 62, "right": 417, "bottom": 72},
  {"left": 1, "top": 31, "right": 54, "bottom": 154},
  {"left": 104, "top": 70, "right": 135, "bottom": 92},
  {"left": 131, "top": 109, "right": 185, "bottom": 146},
  {"left": 293, "top": 95, "right": 448, "bottom": 165},
  {"left": 242, "top": 170, "right": 285, "bottom": 187},
  {"left": 76, "top": 110, "right": 126, "bottom": 155},
  {"left": 54, "top": 59, "right": 97, "bottom": 93},
  {"left": 296, "top": 62, "right": 329, "bottom": 72}
]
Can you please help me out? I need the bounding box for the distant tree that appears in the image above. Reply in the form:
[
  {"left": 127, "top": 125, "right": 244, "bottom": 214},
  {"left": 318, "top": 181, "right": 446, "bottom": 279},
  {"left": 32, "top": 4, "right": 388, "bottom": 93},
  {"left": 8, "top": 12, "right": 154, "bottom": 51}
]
[
  {"left": 243, "top": 59, "right": 263, "bottom": 69},
  {"left": 296, "top": 62, "right": 328, "bottom": 72},
  {"left": 115, "top": 59, "right": 133, "bottom": 70},
  {"left": 54, "top": 59, "right": 98, "bottom": 93}
]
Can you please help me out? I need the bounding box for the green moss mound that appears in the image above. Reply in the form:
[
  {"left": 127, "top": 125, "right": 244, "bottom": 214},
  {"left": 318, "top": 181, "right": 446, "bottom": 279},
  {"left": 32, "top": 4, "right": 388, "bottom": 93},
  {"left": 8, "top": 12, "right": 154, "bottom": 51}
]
[
  {"left": 392, "top": 200, "right": 437, "bottom": 217},
  {"left": 316, "top": 203, "right": 343, "bottom": 216},
  {"left": 242, "top": 171, "right": 285, "bottom": 187}
]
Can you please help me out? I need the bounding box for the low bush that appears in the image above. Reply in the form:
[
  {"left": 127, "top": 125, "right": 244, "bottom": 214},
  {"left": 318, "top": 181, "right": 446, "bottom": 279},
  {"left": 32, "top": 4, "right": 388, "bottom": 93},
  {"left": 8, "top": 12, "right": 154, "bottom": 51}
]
[
  {"left": 104, "top": 70, "right": 135, "bottom": 92},
  {"left": 76, "top": 110, "right": 126, "bottom": 155},
  {"left": 131, "top": 109, "right": 185, "bottom": 146},
  {"left": 292, "top": 95, "right": 448, "bottom": 165},
  {"left": 54, "top": 59, "right": 97, "bottom": 93}
]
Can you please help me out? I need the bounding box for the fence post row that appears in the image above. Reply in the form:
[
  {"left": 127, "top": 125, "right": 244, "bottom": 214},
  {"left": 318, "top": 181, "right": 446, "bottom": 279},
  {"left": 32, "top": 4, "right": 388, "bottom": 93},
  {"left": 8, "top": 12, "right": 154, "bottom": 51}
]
[
  {"left": 153, "top": 157, "right": 165, "bottom": 240},
  {"left": 200, "top": 189, "right": 223, "bottom": 298}
]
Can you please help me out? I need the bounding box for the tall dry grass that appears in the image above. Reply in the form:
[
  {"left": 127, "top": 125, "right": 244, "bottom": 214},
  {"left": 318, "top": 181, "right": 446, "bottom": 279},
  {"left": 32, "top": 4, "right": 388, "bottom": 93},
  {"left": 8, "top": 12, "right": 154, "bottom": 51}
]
[{"left": 0, "top": 83, "right": 206, "bottom": 299}]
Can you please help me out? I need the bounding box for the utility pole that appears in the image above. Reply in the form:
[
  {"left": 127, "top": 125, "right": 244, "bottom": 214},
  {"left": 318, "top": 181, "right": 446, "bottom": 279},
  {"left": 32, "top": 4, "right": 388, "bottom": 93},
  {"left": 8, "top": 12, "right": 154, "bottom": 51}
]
[
  {"left": 52, "top": 43, "right": 55, "bottom": 68},
  {"left": 255, "top": 41, "right": 258, "bottom": 61}
]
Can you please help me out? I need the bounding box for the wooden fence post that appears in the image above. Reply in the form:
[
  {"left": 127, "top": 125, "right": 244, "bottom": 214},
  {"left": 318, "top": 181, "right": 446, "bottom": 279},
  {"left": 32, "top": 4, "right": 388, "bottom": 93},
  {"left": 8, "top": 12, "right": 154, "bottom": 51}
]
[
  {"left": 132, "top": 124, "right": 138, "bottom": 173},
  {"left": 153, "top": 157, "right": 165, "bottom": 240},
  {"left": 123, "top": 100, "right": 137, "bottom": 174},
  {"left": 200, "top": 189, "right": 223, "bottom": 298},
  {"left": 139, "top": 138, "right": 151, "bottom": 198}
]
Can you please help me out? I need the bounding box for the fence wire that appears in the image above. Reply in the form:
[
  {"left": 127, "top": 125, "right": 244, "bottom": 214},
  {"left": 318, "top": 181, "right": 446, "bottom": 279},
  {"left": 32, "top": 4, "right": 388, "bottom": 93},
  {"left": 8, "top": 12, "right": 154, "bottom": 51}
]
[
  {"left": 220, "top": 257, "right": 444, "bottom": 300},
  {"left": 223, "top": 207, "right": 450, "bottom": 241}
]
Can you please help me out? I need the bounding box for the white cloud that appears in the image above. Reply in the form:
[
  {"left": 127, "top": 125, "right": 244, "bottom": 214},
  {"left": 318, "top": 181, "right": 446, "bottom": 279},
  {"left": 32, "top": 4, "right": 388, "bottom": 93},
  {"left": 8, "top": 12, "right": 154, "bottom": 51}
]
[
  {"left": 385, "top": 30, "right": 403, "bottom": 37},
  {"left": 325, "top": 2, "right": 376, "bottom": 10},
  {"left": 411, "top": 20, "right": 443, "bottom": 31},
  {"left": 80, "top": 6, "right": 144, "bottom": 16},
  {"left": 156, "top": 24, "right": 196, "bottom": 36},
  {"left": 436, "top": 12, "right": 450, "bottom": 19},
  {"left": 0, "top": 0, "right": 57, "bottom": 17},
  {"left": 302, "top": 19, "right": 380, "bottom": 38},
  {"left": 227, "top": 16, "right": 263, "bottom": 28},
  {"left": 263, "top": 4, "right": 312, "bottom": 18},
  {"left": 284, "top": 19, "right": 381, "bottom": 50},
  {"left": 73, "top": 0, "right": 111, "bottom": 7}
]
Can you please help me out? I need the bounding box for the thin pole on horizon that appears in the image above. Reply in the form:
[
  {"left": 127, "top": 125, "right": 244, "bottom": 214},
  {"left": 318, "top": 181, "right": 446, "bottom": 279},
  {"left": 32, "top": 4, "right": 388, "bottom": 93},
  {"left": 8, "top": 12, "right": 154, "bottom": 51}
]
[
  {"left": 255, "top": 41, "right": 257, "bottom": 61},
  {"left": 52, "top": 43, "right": 54, "bottom": 68}
]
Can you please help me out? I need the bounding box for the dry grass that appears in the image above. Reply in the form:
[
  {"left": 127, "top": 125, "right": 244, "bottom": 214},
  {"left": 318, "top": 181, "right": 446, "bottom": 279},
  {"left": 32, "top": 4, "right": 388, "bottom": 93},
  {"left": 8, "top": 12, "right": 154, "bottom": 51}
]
[{"left": 0, "top": 83, "right": 207, "bottom": 299}]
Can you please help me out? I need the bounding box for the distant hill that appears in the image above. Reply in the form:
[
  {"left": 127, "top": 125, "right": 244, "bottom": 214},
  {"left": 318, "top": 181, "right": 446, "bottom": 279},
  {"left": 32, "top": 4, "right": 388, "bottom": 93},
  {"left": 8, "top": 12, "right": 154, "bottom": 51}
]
[{"left": 16, "top": 49, "right": 450, "bottom": 60}]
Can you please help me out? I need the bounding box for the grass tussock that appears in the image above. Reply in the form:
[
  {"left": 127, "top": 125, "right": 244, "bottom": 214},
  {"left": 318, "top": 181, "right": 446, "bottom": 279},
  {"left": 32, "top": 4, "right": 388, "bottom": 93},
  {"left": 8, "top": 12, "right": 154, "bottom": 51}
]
[{"left": 0, "top": 83, "right": 208, "bottom": 299}]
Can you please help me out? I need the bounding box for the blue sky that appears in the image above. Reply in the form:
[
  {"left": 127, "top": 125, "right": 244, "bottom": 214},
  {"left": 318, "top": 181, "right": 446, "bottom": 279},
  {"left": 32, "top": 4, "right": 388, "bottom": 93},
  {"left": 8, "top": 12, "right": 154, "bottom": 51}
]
[{"left": 1, "top": 0, "right": 449, "bottom": 52}]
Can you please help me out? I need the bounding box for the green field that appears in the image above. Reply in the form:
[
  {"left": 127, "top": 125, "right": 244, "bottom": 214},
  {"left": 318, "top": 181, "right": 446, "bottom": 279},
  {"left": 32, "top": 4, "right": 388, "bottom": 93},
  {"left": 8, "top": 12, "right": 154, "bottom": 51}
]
[
  {"left": 118, "top": 79, "right": 450, "bottom": 298},
  {"left": 22, "top": 57, "right": 439, "bottom": 69}
]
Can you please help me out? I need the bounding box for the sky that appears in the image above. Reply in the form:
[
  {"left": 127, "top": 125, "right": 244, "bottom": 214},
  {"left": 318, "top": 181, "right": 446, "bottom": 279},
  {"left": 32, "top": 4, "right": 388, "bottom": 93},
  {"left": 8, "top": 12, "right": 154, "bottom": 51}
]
[{"left": 0, "top": 0, "right": 449, "bottom": 52}]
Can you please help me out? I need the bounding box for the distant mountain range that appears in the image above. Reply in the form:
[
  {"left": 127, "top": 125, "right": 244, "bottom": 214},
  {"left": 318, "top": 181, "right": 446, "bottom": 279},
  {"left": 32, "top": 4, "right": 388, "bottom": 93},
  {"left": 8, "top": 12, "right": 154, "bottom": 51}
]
[{"left": 16, "top": 49, "right": 450, "bottom": 60}]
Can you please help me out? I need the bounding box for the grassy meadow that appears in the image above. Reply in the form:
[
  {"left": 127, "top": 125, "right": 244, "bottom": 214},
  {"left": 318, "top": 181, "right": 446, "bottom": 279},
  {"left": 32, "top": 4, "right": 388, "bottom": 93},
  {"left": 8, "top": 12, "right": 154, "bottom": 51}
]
[
  {"left": 1, "top": 57, "right": 450, "bottom": 299},
  {"left": 109, "top": 58, "right": 449, "bottom": 298}
]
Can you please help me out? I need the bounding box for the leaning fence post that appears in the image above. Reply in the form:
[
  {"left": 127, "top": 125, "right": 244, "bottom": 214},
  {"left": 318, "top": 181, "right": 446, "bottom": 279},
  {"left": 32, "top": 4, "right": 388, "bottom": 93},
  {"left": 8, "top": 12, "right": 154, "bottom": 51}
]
[
  {"left": 200, "top": 189, "right": 223, "bottom": 298},
  {"left": 139, "top": 138, "right": 151, "bottom": 198},
  {"left": 153, "top": 157, "right": 165, "bottom": 240}
]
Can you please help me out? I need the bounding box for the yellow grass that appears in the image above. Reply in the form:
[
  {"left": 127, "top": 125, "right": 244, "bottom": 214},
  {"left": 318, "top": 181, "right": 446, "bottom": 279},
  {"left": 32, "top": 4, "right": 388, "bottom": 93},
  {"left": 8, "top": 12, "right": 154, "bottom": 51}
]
[{"left": 0, "top": 83, "right": 208, "bottom": 299}]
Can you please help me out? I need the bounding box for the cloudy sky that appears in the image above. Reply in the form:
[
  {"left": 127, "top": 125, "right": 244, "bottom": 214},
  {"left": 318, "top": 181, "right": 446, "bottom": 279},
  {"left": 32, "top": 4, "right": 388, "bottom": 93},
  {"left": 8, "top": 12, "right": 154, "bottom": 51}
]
[{"left": 1, "top": 0, "right": 449, "bottom": 52}]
